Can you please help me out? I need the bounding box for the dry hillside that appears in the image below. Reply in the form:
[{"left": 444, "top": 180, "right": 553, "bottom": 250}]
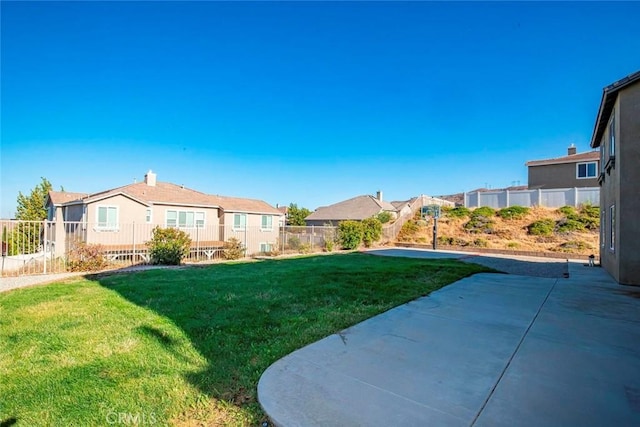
[{"left": 396, "top": 205, "right": 600, "bottom": 257}]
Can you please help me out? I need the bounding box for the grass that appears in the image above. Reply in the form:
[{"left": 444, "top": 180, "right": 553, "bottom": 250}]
[{"left": 0, "top": 253, "right": 489, "bottom": 426}]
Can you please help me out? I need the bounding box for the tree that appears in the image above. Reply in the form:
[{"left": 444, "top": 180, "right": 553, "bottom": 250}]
[
  {"left": 16, "top": 177, "right": 52, "bottom": 221},
  {"left": 287, "top": 203, "right": 312, "bottom": 226}
]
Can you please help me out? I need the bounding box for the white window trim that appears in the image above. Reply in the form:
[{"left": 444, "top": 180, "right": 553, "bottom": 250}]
[
  {"left": 233, "top": 213, "right": 247, "bottom": 231},
  {"left": 261, "top": 215, "right": 273, "bottom": 231},
  {"left": 260, "top": 242, "right": 272, "bottom": 253},
  {"left": 96, "top": 205, "right": 119, "bottom": 231},
  {"left": 609, "top": 204, "right": 615, "bottom": 252},
  {"left": 146, "top": 208, "right": 153, "bottom": 224},
  {"left": 165, "top": 209, "right": 205, "bottom": 228},
  {"left": 609, "top": 111, "right": 615, "bottom": 157},
  {"left": 576, "top": 161, "right": 598, "bottom": 179}
]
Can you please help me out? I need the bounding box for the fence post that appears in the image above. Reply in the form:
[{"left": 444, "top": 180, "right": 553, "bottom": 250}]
[
  {"left": 505, "top": 190, "right": 510, "bottom": 208},
  {"left": 132, "top": 222, "right": 136, "bottom": 265},
  {"left": 43, "top": 219, "right": 47, "bottom": 274},
  {"left": 574, "top": 187, "right": 579, "bottom": 207},
  {"left": 537, "top": 189, "right": 543, "bottom": 207}
]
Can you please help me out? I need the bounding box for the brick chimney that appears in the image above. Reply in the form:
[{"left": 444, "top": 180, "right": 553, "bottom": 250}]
[
  {"left": 568, "top": 144, "right": 577, "bottom": 156},
  {"left": 144, "top": 170, "right": 157, "bottom": 186}
]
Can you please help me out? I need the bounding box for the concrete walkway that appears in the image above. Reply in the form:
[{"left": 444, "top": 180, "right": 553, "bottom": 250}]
[{"left": 258, "top": 251, "right": 640, "bottom": 426}]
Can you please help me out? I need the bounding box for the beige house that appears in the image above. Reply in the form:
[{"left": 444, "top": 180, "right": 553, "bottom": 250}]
[
  {"left": 304, "top": 191, "right": 400, "bottom": 227},
  {"left": 590, "top": 70, "right": 640, "bottom": 286},
  {"left": 45, "top": 171, "right": 283, "bottom": 258},
  {"left": 526, "top": 145, "right": 600, "bottom": 189}
]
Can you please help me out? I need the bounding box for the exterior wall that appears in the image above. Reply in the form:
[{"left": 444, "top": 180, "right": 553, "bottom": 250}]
[
  {"left": 600, "top": 83, "right": 640, "bottom": 285},
  {"left": 528, "top": 162, "right": 599, "bottom": 189},
  {"left": 221, "top": 212, "right": 283, "bottom": 255}
]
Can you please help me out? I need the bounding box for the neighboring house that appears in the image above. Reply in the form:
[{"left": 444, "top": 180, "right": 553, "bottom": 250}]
[
  {"left": 45, "top": 170, "right": 283, "bottom": 257},
  {"left": 526, "top": 145, "right": 600, "bottom": 189},
  {"left": 590, "top": 70, "right": 640, "bottom": 286},
  {"left": 304, "top": 191, "right": 398, "bottom": 227}
]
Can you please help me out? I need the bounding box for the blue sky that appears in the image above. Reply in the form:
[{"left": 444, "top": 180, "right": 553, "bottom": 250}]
[{"left": 2, "top": 1, "right": 639, "bottom": 218}]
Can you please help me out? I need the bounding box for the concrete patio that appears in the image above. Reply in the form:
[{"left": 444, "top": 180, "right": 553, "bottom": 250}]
[{"left": 258, "top": 251, "right": 640, "bottom": 426}]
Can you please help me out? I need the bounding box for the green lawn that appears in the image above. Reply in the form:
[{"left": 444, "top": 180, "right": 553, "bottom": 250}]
[{"left": 0, "top": 253, "right": 490, "bottom": 426}]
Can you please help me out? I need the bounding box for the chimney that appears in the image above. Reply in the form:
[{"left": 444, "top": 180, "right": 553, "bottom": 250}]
[
  {"left": 568, "top": 144, "right": 577, "bottom": 156},
  {"left": 376, "top": 190, "right": 383, "bottom": 201},
  {"left": 144, "top": 170, "right": 157, "bottom": 186}
]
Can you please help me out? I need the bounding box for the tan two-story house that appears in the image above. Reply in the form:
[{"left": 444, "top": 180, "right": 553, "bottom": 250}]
[
  {"left": 45, "top": 171, "right": 283, "bottom": 258},
  {"left": 590, "top": 70, "right": 640, "bottom": 286},
  {"left": 526, "top": 145, "right": 600, "bottom": 189}
]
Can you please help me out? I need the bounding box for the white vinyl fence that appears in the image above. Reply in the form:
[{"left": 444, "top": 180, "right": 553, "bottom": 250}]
[
  {"left": 0, "top": 220, "right": 338, "bottom": 277},
  {"left": 464, "top": 187, "right": 600, "bottom": 209}
]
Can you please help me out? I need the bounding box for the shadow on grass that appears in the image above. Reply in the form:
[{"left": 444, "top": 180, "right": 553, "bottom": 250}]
[{"left": 91, "top": 253, "right": 489, "bottom": 421}]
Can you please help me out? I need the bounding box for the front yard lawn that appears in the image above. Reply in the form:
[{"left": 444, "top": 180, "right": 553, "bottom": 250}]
[{"left": 0, "top": 253, "right": 489, "bottom": 425}]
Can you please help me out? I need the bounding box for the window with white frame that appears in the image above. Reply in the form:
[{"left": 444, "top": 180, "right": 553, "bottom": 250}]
[
  {"left": 96, "top": 206, "right": 118, "bottom": 230},
  {"left": 577, "top": 162, "right": 597, "bottom": 179},
  {"left": 609, "top": 204, "right": 615, "bottom": 251},
  {"left": 233, "top": 213, "right": 247, "bottom": 230},
  {"left": 166, "top": 210, "right": 205, "bottom": 228},
  {"left": 609, "top": 111, "right": 615, "bottom": 157},
  {"left": 146, "top": 208, "right": 152, "bottom": 223},
  {"left": 261, "top": 215, "right": 273, "bottom": 231},
  {"left": 260, "top": 242, "right": 272, "bottom": 253}
]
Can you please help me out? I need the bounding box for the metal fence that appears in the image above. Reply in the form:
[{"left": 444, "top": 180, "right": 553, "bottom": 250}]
[
  {"left": 0, "top": 220, "right": 340, "bottom": 277},
  {"left": 464, "top": 187, "right": 600, "bottom": 209}
]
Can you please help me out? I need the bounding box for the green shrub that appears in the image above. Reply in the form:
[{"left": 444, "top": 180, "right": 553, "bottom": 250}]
[
  {"left": 464, "top": 215, "right": 495, "bottom": 234},
  {"left": 580, "top": 204, "right": 600, "bottom": 219},
  {"left": 556, "top": 218, "right": 586, "bottom": 233},
  {"left": 446, "top": 207, "right": 471, "bottom": 219},
  {"left": 497, "top": 206, "right": 530, "bottom": 220},
  {"left": 437, "top": 236, "right": 468, "bottom": 246},
  {"left": 398, "top": 220, "right": 420, "bottom": 241},
  {"left": 472, "top": 238, "right": 488, "bottom": 248},
  {"left": 471, "top": 207, "right": 496, "bottom": 218},
  {"left": 527, "top": 219, "right": 555, "bottom": 236},
  {"left": 299, "top": 243, "right": 312, "bottom": 254},
  {"left": 362, "top": 217, "right": 382, "bottom": 248},
  {"left": 67, "top": 242, "right": 109, "bottom": 272},
  {"left": 146, "top": 226, "right": 191, "bottom": 265},
  {"left": 222, "top": 237, "right": 244, "bottom": 260},
  {"left": 338, "top": 220, "right": 364, "bottom": 250},
  {"left": 556, "top": 240, "right": 591, "bottom": 252},
  {"left": 557, "top": 206, "right": 577, "bottom": 218},
  {"left": 377, "top": 211, "right": 393, "bottom": 224},
  {"left": 324, "top": 239, "right": 334, "bottom": 252},
  {"left": 287, "top": 236, "right": 301, "bottom": 250},
  {"left": 507, "top": 242, "right": 519, "bottom": 249},
  {"left": 579, "top": 215, "right": 599, "bottom": 230}
]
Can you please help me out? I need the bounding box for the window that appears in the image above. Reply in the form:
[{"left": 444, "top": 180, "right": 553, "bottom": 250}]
[
  {"left": 233, "top": 213, "right": 247, "bottom": 230},
  {"left": 260, "top": 242, "right": 272, "bottom": 253},
  {"left": 97, "top": 206, "right": 118, "bottom": 230},
  {"left": 609, "top": 111, "right": 615, "bottom": 157},
  {"left": 47, "top": 205, "right": 55, "bottom": 221},
  {"left": 609, "top": 205, "right": 615, "bottom": 251},
  {"left": 166, "top": 210, "right": 204, "bottom": 228},
  {"left": 577, "top": 162, "right": 597, "bottom": 179},
  {"left": 146, "top": 208, "right": 152, "bottom": 223},
  {"left": 261, "top": 215, "right": 273, "bottom": 231}
]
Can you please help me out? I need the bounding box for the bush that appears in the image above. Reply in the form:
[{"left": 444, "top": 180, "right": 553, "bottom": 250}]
[
  {"left": 287, "top": 236, "right": 301, "bottom": 251},
  {"left": 464, "top": 215, "right": 495, "bottom": 234},
  {"left": 471, "top": 207, "right": 496, "bottom": 218},
  {"left": 437, "top": 236, "right": 468, "bottom": 246},
  {"left": 527, "top": 219, "right": 555, "bottom": 236},
  {"left": 555, "top": 240, "right": 591, "bottom": 252},
  {"left": 377, "top": 211, "right": 393, "bottom": 224},
  {"left": 222, "top": 237, "right": 244, "bottom": 260},
  {"left": 147, "top": 227, "right": 191, "bottom": 265},
  {"left": 67, "top": 242, "right": 109, "bottom": 272},
  {"left": 580, "top": 204, "right": 600, "bottom": 219},
  {"left": 445, "top": 206, "right": 471, "bottom": 219},
  {"left": 557, "top": 206, "right": 577, "bottom": 218},
  {"left": 362, "top": 217, "right": 382, "bottom": 248},
  {"left": 556, "top": 218, "right": 586, "bottom": 233},
  {"left": 324, "top": 239, "right": 334, "bottom": 252},
  {"left": 472, "top": 238, "right": 488, "bottom": 248},
  {"left": 397, "top": 220, "right": 420, "bottom": 241},
  {"left": 507, "top": 242, "right": 519, "bottom": 249},
  {"left": 338, "top": 220, "right": 364, "bottom": 250},
  {"left": 299, "top": 243, "right": 312, "bottom": 254},
  {"left": 497, "top": 206, "right": 530, "bottom": 220}
]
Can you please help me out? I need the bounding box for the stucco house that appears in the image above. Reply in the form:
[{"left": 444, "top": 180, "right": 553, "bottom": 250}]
[
  {"left": 304, "top": 191, "right": 400, "bottom": 227},
  {"left": 45, "top": 171, "right": 283, "bottom": 258},
  {"left": 526, "top": 145, "right": 600, "bottom": 189},
  {"left": 590, "top": 70, "right": 640, "bottom": 286}
]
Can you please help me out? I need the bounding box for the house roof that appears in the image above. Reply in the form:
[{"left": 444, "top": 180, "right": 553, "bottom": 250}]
[
  {"left": 48, "top": 180, "right": 281, "bottom": 215},
  {"left": 47, "top": 191, "right": 89, "bottom": 206},
  {"left": 591, "top": 70, "right": 640, "bottom": 148},
  {"left": 525, "top": 151, "right": 599, "bottom": 167},
  {"left": 305, "top": 195, "right": 397, "bottom": 222}
]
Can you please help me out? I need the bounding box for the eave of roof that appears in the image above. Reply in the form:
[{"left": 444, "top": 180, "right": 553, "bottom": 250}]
[
  {"left": 525, "top": 151, "right": 599, "bottom": 167},
  {"left": 590, "top": 70, "right": 640, "bottom": 148}
]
